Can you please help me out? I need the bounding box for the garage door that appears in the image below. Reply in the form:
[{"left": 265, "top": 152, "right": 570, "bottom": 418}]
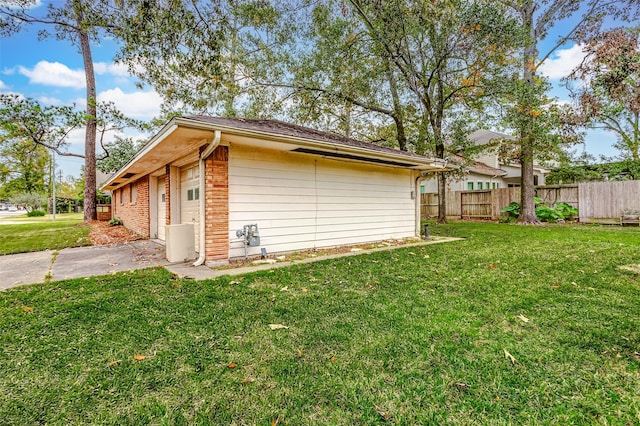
[
  {"left": 157, "top": 177, "right": 166, "bottom": 240},
  {"left": 181, "top": 164, "right": 200, "bottom": 252}
]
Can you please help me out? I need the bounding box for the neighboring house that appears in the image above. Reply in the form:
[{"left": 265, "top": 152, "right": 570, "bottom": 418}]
[
  {"left": 421, "top": 129, "right": 550, "bottom": 193},
  {"left": 102, "top": 116, "right": 446, "bottom": 265}
]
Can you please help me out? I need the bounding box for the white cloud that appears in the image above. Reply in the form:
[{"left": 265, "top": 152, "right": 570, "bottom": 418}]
[
  {"left": 19, "top": 61, "right": 85, "bottom": 88},
  {"left": 97, "top": 88, "right": 163, "bottom": 120},
  {"left": 0, "top": 80, "right": 7, "bottom": 90},
  {"left": 539, "top": 44, "right": 587, "bottom": 80},
  {"left": 94, "top": 61, "right": 131, "bottom": 77},
  {"left": 65, "top": 128, "right": 87, "bottom": 147},
  {"left": 39, "top": 96, "right": 63, "bottom": 105}
]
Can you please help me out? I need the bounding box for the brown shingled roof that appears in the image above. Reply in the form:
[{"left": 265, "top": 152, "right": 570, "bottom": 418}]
[
  {"left": 183, "top": 115, "right": 433, "bottom": 162},
  {"left": 450, "top": 154, "right": 506, "bottom": 177}
]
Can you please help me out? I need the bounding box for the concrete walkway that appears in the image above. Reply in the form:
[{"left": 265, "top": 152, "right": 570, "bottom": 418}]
[
  {"left": 0, "top": 240, "right": 167, "bottom": 290},
  {"left": 1, "top": 236, "right": 463, "bottom": 290}
]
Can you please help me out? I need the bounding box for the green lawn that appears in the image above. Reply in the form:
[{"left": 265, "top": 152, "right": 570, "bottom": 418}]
[
  {"left": 1, "top": 223, "right": 639, "bottom": 424},
  {"left": 0, "top": 213, "right": 90, "bottom": 255}
]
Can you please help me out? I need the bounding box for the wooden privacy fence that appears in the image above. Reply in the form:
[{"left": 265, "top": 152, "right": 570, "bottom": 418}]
[{"left": 421, "top": 180, "right": 640, "bottom": 223}]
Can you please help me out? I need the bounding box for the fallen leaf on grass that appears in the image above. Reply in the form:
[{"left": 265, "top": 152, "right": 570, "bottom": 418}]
[
  {"left": 551, "top": 284, "right": 560, "bottom": 289},
  {"left": 455, "top": 382, "right": 470, "bottom": 389},
  {"left": 301, "top": 287, "right": 308, "bottom": 293},
  {"left": 280, "top": 286, "right": 289, "bottom": 292},
  {"left": 229, "top": 280, "right": 241, "bottom": 285},
  {"left": 133, "top": 354, "right": 146, "bottom": 361},
  {"left": 268, "top": 324, "right": 289, "bottom": 330},
  {"left": 488, "top": 263, "right": 497, "bottom": 269},
  {"left": 241, "top": 377, "right": 254, "bottom": 384},
  {"left": 329, "top": 356, "right": 337, "bottom": 362},
  {"left": 296, "top": 349, "right": 303, "bottom": 357},
  {"left": 22, "top": 306, "right": 34, "bottom": 312},
  {"left": 107, "top": 360, "right": 122, "bottom": 367},
  {"left": 517, "top": 314, "right": 530, "bottom": 323},
  {"left": 377, "top": 410, "right": 390, "bottom": 421},
  {"left": 503, "top": 349, "right": 517, "bottom": 364},
  {"left": 227, "top": 363, "right": 238, "bottom": 369}
]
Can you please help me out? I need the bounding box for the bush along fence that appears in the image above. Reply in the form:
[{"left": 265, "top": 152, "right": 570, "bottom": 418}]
[{"left": 421, "top": 180, "right": 640, "bottom": 224}]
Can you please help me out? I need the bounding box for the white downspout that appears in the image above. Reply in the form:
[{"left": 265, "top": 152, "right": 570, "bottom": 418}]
[{"left": 193, "top": 130, "right": 221, "bottom": 266}]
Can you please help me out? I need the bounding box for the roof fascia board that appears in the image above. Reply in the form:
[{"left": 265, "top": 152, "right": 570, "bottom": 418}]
[{"left": 101, "top": 121, "right": 180, "bottom": 189}]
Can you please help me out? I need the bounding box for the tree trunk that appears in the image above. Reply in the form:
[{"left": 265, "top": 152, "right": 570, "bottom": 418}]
[
  {"left": 437, "top": 171, "right": 447, "bottom": 224},
  {"left": 517, "top": 2, "right": 540, "bottom": 224},
  {"left": 77, "top": 6, "right": 97, "bottom": 222},
  {"left": 517, "top": 140, "right": 539, "bottom": 223},
  {"left": 385, "top": 60, "right": 407, "bottom": 151},
  {"left": 435, "top": 70, "right": 447, "bottom": 224}
]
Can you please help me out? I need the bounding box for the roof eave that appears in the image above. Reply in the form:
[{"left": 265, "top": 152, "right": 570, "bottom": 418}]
[{"left": 101, "top": 117, "right": 451, "bottom": 191}]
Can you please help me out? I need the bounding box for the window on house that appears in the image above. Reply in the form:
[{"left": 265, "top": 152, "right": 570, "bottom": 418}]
[
  {"left": 187, "top": 189, "right": 194, "bottom": 201},
  {"left": 119, "top": 188, "right": 124, "bottom": 204},
  {"left": 477, "top": 182, "right": 483, "bottom": 190},
  {"left": 194, "top": 187, "right": 199, "bottom": 200},
  {"left": 467, "top": 182, "right": 474, "bottom": 190},
  {"left": 493, "top": 182, "right": 498, "bottom": 189},
  {"left": 486, "top": 182, "right": 490, "bottom": 189},
  {"left": 534, "top": 175, "right": 539, "bottom": 186},
  {"left": 420, "top": 185, "right": 426, "bottom": 194},
  {"left": 131, "top": 182, "right": 137, "bottom": 204}
]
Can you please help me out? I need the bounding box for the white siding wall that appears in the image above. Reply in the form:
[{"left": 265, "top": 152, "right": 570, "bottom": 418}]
[{"left": 228, "top": 145, "right": 416, "bottom": 259}]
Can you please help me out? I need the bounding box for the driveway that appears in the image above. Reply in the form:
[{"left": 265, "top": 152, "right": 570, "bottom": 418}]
[{"left": 0, "top": 240, "right": 167, "bottom": 290}]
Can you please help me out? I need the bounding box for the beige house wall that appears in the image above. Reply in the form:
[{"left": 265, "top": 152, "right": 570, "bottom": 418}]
[{"left": 227, "top": 144, "right": 416, "bottom": 259}]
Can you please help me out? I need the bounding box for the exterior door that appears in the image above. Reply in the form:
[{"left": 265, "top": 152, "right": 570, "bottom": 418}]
[
  {"left": 180, "top": 164, "right": 200, "bottom": 252},
  {"left": 157, "top": 177, "right": 166, "bottom": 240}
]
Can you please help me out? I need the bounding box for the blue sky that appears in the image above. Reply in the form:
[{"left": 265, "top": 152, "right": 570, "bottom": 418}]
[{"left": 0, "top": 1, "right": 625, "bottom": 178}]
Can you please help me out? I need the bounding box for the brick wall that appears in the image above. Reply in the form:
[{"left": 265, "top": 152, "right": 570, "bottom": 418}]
[
  {"left": 204, "top": 145, "right": 229, "bottom": 264},
  {"left": 112, "top": 175, "right": 150, "bottom": 237},
  {"left": 165, "top": 164, "right": 171, "bottom": 225}
]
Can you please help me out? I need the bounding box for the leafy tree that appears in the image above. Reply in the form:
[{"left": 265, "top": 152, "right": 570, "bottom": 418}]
[
  {"left": 499, "top": 0, "right": 638, "bottom": 224},
  {"left": 57, "top": 174, "right": 84, "bottom": 200},
  {"left": 9, "top": 192, "right": 46, "bottom": 212},
  {"left": 0, "top": 0, "right": 140, "bottom": 221},
  {"left": 343, "top": 0, "right": 520, "bottom": 222},
  {"left": 0, "top": 138, "right": 49, "bottom": 199},
  {"left": 568, "top": 27, "right": 640, "bottom": 161},
  {"left": 96, "top": 136, "right": 145, "bottom": 173},
  {"left": 112, "top": 0, "right": 287, "bottom": 117},
  {"left": 0, "top": 95, "right": 145, "bottom": 199},
  {"left": 0, "top": 95, "right": 85, "bottom": 159}
]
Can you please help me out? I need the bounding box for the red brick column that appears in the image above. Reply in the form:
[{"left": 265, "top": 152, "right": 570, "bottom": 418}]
[
  {"left": 205, "top": 145, "right": 229, "bottom": 263},
  {"left": 165, "top": 164, "right": 171, "bottom": 225}
]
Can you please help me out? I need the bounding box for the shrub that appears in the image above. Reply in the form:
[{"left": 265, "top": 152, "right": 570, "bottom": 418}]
[
  {"left": 108, "top": 217, "right": 123, "bottom": 226},
  {"left": 501, "top": 202, "right": 520, "bottom": 220},
  {"left": 26, "top": 210, "right": 46, "bottom": 217},
  {"left": 556, "top": 202, "right": 578, "bottom": 221},
  {"left": 501, "top": 200, "right": 579, "bottom": 223},
  {"left": 535, "top": 205, "right": 563, "bottom": 222}
]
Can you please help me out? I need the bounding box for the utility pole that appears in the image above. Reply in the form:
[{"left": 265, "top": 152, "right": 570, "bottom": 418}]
[{"left": 52, "top": 151, "right": 56, "bottom": 222}]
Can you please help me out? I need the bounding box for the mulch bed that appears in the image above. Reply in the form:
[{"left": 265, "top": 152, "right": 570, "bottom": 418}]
[{"left": 84, "top": 221, "right": 145, "bottom": 246}]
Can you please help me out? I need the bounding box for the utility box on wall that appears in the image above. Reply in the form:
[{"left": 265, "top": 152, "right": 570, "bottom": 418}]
[{"left": 165, "top": 223, "right": 196, "bottom": 262}]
